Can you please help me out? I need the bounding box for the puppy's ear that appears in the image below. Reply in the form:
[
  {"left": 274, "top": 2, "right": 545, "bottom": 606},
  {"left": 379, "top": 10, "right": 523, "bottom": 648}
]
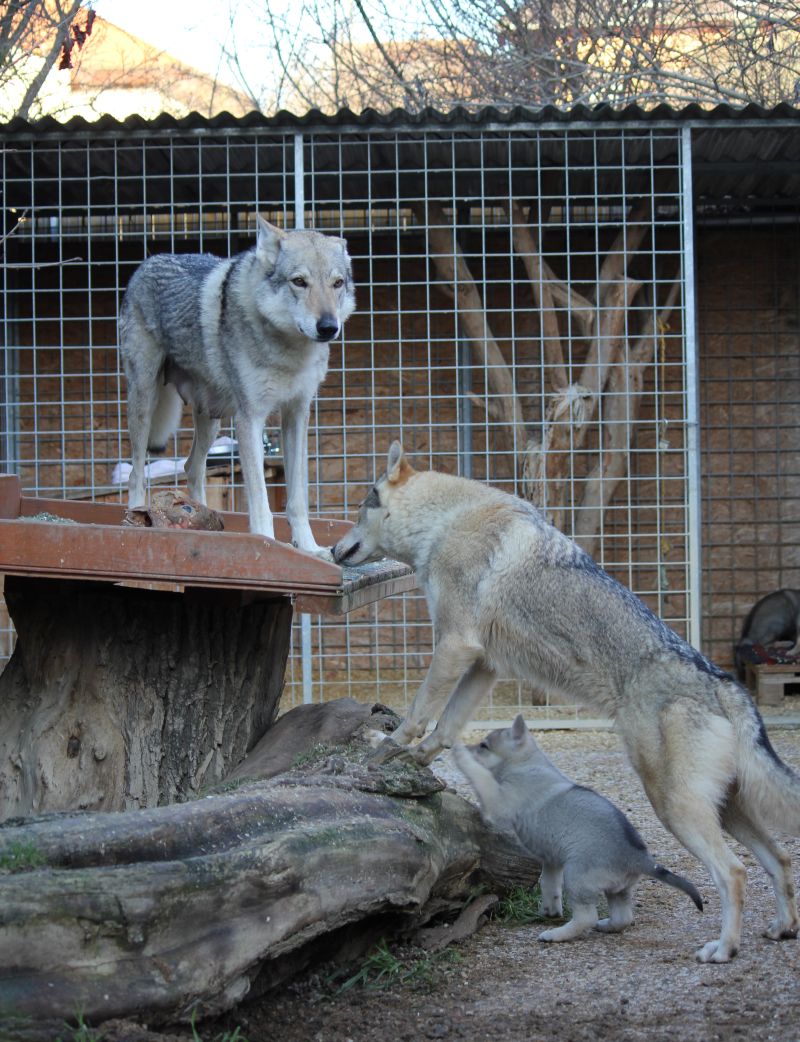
[
  {"left": 386, "top": 441, "right": 415, "bottom": 485},
  {"left": 256, "top": 215, "right": 285, "bottom": 268},
  {"left": 511, "top": 714, "right": 528, "bottom": 741}
]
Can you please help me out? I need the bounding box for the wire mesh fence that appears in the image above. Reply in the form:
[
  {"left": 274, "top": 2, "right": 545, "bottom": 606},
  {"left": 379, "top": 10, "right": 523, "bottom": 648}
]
[
  {"left": 1, "top": 120, "right": 696, "bottom": 722},
  {"left": 697, "top": 212, "right": 800, "bottom": 673}
]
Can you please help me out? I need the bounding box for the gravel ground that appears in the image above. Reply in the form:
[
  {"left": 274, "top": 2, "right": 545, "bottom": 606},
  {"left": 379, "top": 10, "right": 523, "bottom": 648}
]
[{"left": 185, "top": 725, "right": 800, "bottom": 1042}]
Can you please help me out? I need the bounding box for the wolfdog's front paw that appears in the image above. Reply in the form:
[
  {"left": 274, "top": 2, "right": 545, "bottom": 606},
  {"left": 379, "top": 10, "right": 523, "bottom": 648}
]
[
  {"left": 290, "top": 538, "right": 329, "bottom": 558},
  {"left": 695, "top": 939, "right": 738, "bottom": 963},
  {"left": 763, "top": 917, "right": 799, "bottom": 941},
  {"left": 367, "top": 737, "right": 410, "bottom": 765}
]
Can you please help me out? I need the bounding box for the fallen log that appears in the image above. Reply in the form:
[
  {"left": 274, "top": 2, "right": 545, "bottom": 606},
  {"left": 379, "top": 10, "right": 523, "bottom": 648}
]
[{"left": 0, "top": 702, "right": 538, "bottom": 1039}]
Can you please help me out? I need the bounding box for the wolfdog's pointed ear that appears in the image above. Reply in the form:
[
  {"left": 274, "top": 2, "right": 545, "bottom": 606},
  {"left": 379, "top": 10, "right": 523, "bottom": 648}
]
[
  {"left": 256, "top": 215, "right": 285, "bottom": 267},
  {"left": 386, "top": 441, "right": 415, "bottom": 485},
  {"left": 511, "top": 714, "right": 528, "bottom": 740}
]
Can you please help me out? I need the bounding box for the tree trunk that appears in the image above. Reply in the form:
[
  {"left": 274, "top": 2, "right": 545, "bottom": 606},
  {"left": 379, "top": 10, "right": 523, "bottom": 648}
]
[
  {"left": 0, "top": 576, "right": 292, "bottom": 819},
  {"left": 0, "top": 708, "right": 539, "bottom": 1036}
]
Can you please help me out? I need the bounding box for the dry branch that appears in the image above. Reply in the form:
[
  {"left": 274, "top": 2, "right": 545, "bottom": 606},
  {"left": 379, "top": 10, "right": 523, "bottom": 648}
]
[
  {"left": 413, "top": 195, "right": 677, "bottom": 549},
  {"left": 525, "top": 276, "right": 642, "bottom": 529},
  {"left": 575, "top": 279, "right": 682, "bottom": 556},
  {"left": 411, "top": 198, "right": 527, "bottom": 448},
  {"left": 507, "top": 198, "right": 594, "bottom": 374}
]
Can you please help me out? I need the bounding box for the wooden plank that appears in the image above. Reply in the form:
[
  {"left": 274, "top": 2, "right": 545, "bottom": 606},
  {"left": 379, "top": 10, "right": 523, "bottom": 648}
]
[
  {"left": 0, "top": 485, "right": 411, "bottom": 615},
  {"left": 0, "top": 475, "right": 21, "bottom": 520},
  {"left": 16, "top": 493, "right": 353, "bottom": 544},
  {"left": 0, "top": 520, "right": 342, "bottom": 592},
  {"left": 295, "top": 560, "right": 418, "bottom": 613}
]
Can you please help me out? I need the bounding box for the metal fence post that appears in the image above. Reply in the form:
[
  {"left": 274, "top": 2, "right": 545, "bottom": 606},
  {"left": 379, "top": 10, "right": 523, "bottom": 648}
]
[
  {"left": 681, "top": 125, "right": 703, "bottom": 651},
  {"left": 293, "top": 131, "right": 314, "bottom": 706}
]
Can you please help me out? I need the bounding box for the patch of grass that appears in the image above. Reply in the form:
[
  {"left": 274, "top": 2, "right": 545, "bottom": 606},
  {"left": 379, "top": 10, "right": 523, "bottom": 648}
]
[
  {"left": 0, "top": 840, "right": 46, "bottom": 873},
  {"left": 56, "top": 1012, "right": 101, "bottom": 1042},
  {"left": 327, "top": 938, "right": 462, "bottom": 995},
  {"left": 493, "top": 884, "right": 568, "bottom": 927},
  {"left": 189, "top": 1010, "right": 249, "bottom": 1042}
]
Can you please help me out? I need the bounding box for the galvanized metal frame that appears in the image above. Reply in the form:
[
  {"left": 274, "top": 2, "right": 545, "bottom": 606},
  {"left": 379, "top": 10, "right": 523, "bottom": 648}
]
[{"left": 1, "top": 117, "right": 698, "bottom": 723}]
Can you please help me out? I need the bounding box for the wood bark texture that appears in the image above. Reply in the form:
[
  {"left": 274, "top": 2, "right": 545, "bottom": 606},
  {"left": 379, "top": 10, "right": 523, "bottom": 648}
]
[
  {"left": 0, "top": 701, "right": 539, "bottom": 1038},
  {"left": 0, "top": 576, "right": 292, "bottom": 819}
]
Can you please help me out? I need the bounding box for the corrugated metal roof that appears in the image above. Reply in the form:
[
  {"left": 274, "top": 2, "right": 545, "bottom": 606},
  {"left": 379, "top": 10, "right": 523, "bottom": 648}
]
[
  {"left": 2, "top": 103, "right": 799, "bottom": 207},
  {"left": 3, "top": 100, "right": 800, "bottom": 135}
]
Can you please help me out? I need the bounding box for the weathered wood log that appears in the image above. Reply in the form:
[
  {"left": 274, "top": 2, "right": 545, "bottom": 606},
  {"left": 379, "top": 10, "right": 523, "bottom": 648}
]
[
  {"left": 0, "top": 709, "right": 538, "bottom": 1039},
  {"left": 0, "top": 576, "right": 292, "bottom": 819},
  {"left": 223, "top": 696, "right": 399, "bottom": 783}
]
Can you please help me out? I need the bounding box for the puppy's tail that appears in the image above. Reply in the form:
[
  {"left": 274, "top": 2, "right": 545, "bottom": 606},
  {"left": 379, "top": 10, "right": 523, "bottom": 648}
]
[
  {"left": 721, "top": 679, "right": 800, "bottom": 835},
  {"left": 649, "top": 865, "right": 704, "bottom": 911},
  {"left": 147, "top": 381, "right": 184, "bottom": 453}
]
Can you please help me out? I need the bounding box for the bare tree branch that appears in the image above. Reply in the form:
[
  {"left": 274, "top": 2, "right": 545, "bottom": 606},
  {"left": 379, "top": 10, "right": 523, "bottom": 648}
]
[
  {"left": 238, "top": 0, "right": 800, "bottom": 114},
  {"left": 0, "top": 0, "right": 92, "bottom": 121}
]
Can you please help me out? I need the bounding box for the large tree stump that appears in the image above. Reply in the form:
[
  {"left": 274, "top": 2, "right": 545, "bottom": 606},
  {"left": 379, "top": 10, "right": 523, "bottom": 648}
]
[
  {"left": 0, "top": 705, "right": 539, "bottom": 1038},
  {"left": 0, "top": 576, "right": 292, "bottom": 819}
]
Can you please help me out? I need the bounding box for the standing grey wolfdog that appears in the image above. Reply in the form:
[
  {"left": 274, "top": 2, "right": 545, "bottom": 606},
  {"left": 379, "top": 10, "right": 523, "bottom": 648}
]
[
  {"left": 453, "top": 715, "right": 703, "bottom": 944},
  {"left": 119, "top": 217, "right": 355, "bottom": 552},
  {"left": 333, "top": 442, "right": 800, "bottom": 962}
]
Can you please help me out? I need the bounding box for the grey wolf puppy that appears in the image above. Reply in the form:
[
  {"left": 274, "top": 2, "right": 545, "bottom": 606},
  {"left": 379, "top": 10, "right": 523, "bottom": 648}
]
[
  {"left": 453, "top": 715, "right": 703, "bottom": 943},
  {"left": 332, "top": 442, "right": 800, "bottom": 962},
  {"left": 735, "top": 589, "right": 800, "bottom": 680},
  {"left": 119, "top": 217, "right": 355, "bottom": 552}
]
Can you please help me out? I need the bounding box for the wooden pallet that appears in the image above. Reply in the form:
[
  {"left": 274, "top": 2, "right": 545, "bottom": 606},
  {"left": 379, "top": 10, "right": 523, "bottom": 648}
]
[{"left": 744, "top": 660, "right": 800, "bottom": 706}]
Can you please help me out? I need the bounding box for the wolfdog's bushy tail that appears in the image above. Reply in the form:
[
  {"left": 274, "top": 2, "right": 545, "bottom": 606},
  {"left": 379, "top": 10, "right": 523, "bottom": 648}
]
[
  {"left": 147, "top": 383, "right": 184, "bottom": 453},
  {"left": 721, "top": 679, "right": 800, "bottom": 834}
]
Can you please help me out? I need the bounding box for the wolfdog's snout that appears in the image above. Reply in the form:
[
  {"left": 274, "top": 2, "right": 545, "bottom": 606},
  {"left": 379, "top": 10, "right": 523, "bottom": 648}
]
[
  {"left": 315, "top": 315, "right": 340, "bottom": 341},
  {"left": 332, "top": 536, "right": 360, "bottom": 564}
]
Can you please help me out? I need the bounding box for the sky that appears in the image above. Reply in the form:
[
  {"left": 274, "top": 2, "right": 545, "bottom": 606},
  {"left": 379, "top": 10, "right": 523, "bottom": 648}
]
[
  {"left": 92, "top": 1, "right": 424, "bottom": 104},
  {"left": 93, "top": 0, "right": 260, "bottom": 92}
]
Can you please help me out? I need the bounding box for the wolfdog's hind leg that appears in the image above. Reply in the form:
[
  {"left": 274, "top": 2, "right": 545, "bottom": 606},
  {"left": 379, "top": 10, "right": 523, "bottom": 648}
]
[
  {"left": 722, "top": 801, "right": 799, "bottom": 941},
  {"left": 646, "top": 776, "right": 745, "bottom": 960},
  {"left": 185, "top": 411, "right": 220, "bottom": 505},
  {"left": 596, "top": 888, "right": 635, "bottom": 933}
]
